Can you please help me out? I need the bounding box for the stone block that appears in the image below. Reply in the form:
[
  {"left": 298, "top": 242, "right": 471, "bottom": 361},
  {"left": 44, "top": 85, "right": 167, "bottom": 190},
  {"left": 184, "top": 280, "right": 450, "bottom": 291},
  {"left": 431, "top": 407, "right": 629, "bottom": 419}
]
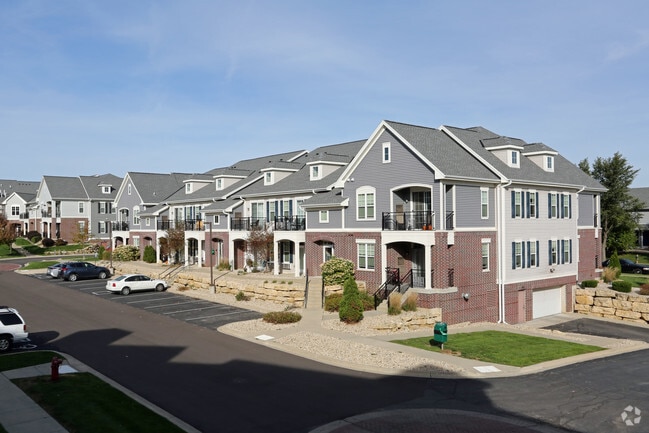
[
  {"left": 593, "top": 298, "right": 613, "bottom": 308},
  {"left": 574, "top": 304, "right": 591, "bottom": 312},
  {"left": 591, "top": 306, "right": 615, "bottom": 315},
  {"left": 632, "top": 302, "right": 649, "bottom": 313},
  {"left": 615, "top": 310, "right": 642, "bottom": 319},
  {"left": 595, "top": 288, "right": 616, "bottom": 297},
  {"left": 575, "top": 295, "right": 594, "bottom": 305},
  {"left": 612, "top": 299, "right": 633, "bottom": 310}
]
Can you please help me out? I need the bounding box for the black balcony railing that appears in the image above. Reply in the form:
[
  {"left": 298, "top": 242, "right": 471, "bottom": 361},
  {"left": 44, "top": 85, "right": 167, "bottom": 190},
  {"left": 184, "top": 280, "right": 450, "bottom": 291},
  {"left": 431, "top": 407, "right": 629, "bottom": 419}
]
[
  {"left": 274, "top": 216, "right": 306, "bottom": 231},
  {"left": 19, "top": 212, "right": 29, "bottom": 219},
  {"left": 231, "top": 217, "right": 266, "bottom": 231},
  {"left": 112, "top": 221, "right": 129, "bottom": 231},
  {"left": 382, "top": 211, "right": 435, "bottom": 231},
  {"left": 41, "top": 210, "right": 51, "bottom": 218},
  {"left": 184, "top": 219, "right": 204, "bottom": 231},
  {"left": 157, "top": 220, "right": 175, "bottom": 230}
]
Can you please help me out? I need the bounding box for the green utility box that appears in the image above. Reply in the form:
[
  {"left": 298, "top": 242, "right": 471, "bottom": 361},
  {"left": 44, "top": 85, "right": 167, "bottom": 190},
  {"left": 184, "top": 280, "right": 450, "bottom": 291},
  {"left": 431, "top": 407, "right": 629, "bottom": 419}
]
[{"left": 433, "top": 322, "right": 448, "bottom": 344}]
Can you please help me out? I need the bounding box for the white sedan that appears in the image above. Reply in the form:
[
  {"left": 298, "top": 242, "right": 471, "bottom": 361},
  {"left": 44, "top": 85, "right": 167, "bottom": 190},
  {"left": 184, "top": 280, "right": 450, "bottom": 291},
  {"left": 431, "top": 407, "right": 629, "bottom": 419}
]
[{"left": 106, "top": 274, "right": 169, "bottom": 295}]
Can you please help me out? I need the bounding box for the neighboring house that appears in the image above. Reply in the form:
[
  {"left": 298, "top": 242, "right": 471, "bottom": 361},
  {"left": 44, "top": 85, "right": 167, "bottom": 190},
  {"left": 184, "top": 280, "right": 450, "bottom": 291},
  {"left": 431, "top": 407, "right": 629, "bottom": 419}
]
[
  {"left": 32, "top": 174, "right": 121, "bottom": 242},
  {"left": 630, "top": 187, "right": 649, "bottom": 248},
  {"left": 0, "top": 179, "right": 39, "bottom": 235},
  {"left": 111, "top": 172, "right": 190, "bottom": 254}
]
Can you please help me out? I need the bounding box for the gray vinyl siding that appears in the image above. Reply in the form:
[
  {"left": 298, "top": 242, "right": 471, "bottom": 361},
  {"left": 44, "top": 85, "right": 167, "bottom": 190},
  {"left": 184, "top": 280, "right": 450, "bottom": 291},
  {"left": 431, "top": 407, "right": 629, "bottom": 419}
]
[
  {"left": 307, "top": 208, "right": 342, "bottom": 229},
  {"left": 455, "top": 185, "right": 495, "bottom": 228},
  {"left": 344, "top": 130, "right": 436, "bottom": 230},
  {"left": 577, "top": 194, "right": 595, "bottom": 227}
]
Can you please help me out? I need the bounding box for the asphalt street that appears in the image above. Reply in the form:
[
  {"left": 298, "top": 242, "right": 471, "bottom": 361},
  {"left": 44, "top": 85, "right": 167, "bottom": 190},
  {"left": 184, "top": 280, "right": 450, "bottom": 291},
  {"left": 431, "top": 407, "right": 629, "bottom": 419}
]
[{"left": 2, "top": 263, "right": 649, "bottom": 433}]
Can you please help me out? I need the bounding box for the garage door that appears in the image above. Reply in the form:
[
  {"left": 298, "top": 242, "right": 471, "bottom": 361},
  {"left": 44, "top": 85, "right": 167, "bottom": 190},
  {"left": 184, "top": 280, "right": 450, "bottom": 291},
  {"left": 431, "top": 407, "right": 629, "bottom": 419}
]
[{"left": 532, "top": 287, "right": 562, "bottom": 319}]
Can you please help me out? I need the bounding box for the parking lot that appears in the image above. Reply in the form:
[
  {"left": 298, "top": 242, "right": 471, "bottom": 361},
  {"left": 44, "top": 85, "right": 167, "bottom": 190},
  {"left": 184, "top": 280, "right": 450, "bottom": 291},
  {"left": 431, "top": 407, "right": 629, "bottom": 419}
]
[{"left": 30, "top": 272, "right": 262, "bottom": 330}]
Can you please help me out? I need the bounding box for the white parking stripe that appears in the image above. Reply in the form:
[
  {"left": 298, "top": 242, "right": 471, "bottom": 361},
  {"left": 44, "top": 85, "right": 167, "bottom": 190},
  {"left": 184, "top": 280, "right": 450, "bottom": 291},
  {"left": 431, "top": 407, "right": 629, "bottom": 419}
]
[
  {"left": 143, "top": 300, "right": 209, "bottom": 309},
  {"left": 162, "top": 305, "right": 223, "bottom": 315},
  {"left": 124, "top": 296, "right": 189, "bottom": 305},
  {"left": 185, "top": 310, "right": 254, "bottom": 321}
]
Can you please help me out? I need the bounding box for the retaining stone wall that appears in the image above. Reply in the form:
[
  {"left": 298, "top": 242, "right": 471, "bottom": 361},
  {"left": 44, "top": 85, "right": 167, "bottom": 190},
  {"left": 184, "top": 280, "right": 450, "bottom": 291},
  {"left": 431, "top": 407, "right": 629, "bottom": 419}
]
[{"left": 575, "top": 287, "right": 649, "bottom": 324}]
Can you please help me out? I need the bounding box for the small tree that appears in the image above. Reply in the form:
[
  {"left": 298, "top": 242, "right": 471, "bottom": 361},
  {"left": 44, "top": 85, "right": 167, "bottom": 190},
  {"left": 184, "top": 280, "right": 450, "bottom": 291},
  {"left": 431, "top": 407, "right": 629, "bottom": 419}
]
[
  {"left": 247, "top": 224, "right": 274, "bottom": 270},
  {"left": 0, "top": 214, "right": 17, "bottom": 254},
  {"left": 72, "top": 222, "right": 90, "bottom": 247},
  {"left": 607, "top": 250, "right": 622, "bottom": 278},
  {"left": 339, "top": 277, "right": 364, "bottom": 323},
  {"left": 143, "top": 245, "right": 156, "bottom": 263},
  {"left": 166, "top": 222, "right": 186, "bottom": 263}
]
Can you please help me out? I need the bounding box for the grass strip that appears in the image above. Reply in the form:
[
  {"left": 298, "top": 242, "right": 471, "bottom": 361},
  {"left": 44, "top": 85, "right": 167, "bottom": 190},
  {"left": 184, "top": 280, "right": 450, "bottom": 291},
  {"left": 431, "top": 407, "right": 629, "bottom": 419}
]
[
  {"left": 13, "top": 373, "right": 185, "bottom": 433},
  {"left": 392, "top": 330, "right": 604, "bottom": 367},
  {"left": 0, "top": 351, "right": 63, "bottom": 372}
]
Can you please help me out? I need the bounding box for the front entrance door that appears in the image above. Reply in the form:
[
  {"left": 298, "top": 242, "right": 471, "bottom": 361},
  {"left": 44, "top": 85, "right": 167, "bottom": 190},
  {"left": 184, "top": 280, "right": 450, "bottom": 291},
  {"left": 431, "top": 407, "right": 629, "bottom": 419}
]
[{"left": 411, "top": 245, "right": 425, "bottom": 288}]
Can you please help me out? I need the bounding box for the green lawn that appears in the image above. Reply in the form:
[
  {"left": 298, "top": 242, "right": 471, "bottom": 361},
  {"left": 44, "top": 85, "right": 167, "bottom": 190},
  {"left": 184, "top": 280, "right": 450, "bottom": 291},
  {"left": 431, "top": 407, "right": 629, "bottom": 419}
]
[
  {"left": 618, "top": 273, "right": 649, "bottom": 287},
  {"left": 1, "top": 352, "right": 184, "bottom": 433},
  {"left": 392, "top": 330, "right": 604, "bottom": 367}
]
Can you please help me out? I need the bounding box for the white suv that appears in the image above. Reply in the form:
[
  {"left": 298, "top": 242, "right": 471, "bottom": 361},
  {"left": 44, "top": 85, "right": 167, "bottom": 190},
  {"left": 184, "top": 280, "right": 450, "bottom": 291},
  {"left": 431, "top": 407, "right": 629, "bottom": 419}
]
[{"left": 0, "top": 307, "right": 29, "bottom": 352}]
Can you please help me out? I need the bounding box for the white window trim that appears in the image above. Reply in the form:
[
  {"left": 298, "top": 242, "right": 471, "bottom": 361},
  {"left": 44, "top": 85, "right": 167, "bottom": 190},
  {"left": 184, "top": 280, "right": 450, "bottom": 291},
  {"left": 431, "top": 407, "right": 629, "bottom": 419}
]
[
  {"left": 185, "top": 183, "right": 192, "bottom": 194},
  {"left": 356, "top": 186, "right": 376, "bottom": 221},
  {"left": 509, "top": 150, "right": 520, "bottom": 168},
  {"left": 514, "top": 240, "right": 523, "bottom": 269},
  {"left": 382, "top": 142, "right": 391, "bottom": 163},
  {"left": 319, "top": 210, "right": 329, "bottom": 223},
  {"left": 213, "top": 215, "right": 220, "bottom": 224},
  {"left": 355, "top": 239, "right": 376, "bottom": 271},
  {"left": 102, "top": 186, "right": 111, "bottom": 194},
  {"left": 310, "top": 165, "right": 321, "bottom": 181},
  {"left": 529, "top": 239, "right": 538, "bottom": 267},
  {"left": 480, "top": 188, "right": 489, "bottom": 219},
  {"left": 514, "top": 190, "right": 522, "bottom": 218},
  {"left": 215, "top": 179, "right": 223, "bottom": 190},
  {"left": 78, "top": 202, "right": 84, "bottom": 214},
  {"left": 481, "top": 239, "right": 490, "bottom": 271},
  {"left": 545, "top": 156, "right": 555, "bottom": 172}
]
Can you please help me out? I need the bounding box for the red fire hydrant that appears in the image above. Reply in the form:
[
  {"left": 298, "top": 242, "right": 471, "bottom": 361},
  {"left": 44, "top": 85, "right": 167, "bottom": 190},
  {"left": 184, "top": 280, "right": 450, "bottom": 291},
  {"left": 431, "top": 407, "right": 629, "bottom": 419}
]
[{"left": 50, "top": 356, "right": 63, "bottom": 382}]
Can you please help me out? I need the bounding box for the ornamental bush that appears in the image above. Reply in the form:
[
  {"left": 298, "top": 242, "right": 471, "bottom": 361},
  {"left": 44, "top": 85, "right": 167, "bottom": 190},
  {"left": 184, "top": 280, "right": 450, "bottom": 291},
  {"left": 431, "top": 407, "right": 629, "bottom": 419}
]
[
  {"left": 580, "top": 280, "right": 599, "bottom": 288},
  {"left": 339, "top": 277, "right": 364, "bottom": 323},
  {"left": 611, "top": 280, "right": 632, "bottom": 293},
  {"left": 41, "top": 238, "right": 55, "bottom": 247},
  {"left": 321, "top": 257, "right": 354, "bottom": 286},
  {"left": 25, "top": 231, "right": 41, "bottom": 243},
  {"left": 262, "top": 311, "right": 302, "bottom": 324},
  {"left": 112, "top": 245, "right": 140, "bottom": 261},
  {"left": 143, "top": 245, "right": 156, "bottom": 263}
]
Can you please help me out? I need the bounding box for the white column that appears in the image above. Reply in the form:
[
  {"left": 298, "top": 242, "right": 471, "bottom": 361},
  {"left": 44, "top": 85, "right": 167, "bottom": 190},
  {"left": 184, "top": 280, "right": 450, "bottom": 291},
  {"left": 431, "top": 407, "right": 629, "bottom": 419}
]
[
  {"left": 425, "top": 243, "right": 432, "bottom": 289},
  {"left": 294, "top": 242, "right": 301, "bottom": 277},
  {"left": 184, "top": 238, "right": 189, "bottom": 265},
  {"left": 274, "top": 240, "right": 280, "bottom": 275}
]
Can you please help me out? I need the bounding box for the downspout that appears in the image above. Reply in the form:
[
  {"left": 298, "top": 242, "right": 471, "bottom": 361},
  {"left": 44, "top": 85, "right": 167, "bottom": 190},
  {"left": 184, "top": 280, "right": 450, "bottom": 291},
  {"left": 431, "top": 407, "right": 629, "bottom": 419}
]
[{"left": 497, "top": 179, "right": 512, "bottom": 323}]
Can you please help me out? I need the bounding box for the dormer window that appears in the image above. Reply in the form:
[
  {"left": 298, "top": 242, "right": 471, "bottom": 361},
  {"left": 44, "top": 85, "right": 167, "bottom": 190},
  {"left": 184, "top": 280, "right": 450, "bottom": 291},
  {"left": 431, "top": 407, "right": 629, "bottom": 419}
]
[
  {"left": 264, "top": 172, "right": 274, "bottom": 185},
  {"left": 102, "top": 186, "right": 111, "bottom": 194},
  {"left": 545, "top": 156, "right": 554, "bottom": 171},
  {"left": 310, "top": 166, "right": 320, "bottom": 180},
  {"left": 510, "top": 150, "right": 520, "bottom": 168},
  {"left": 185, "top": 183, "right": 192, "bottom": 194},
  {"left": 215, "top": 179, "right": 223, "bottom": 190}
]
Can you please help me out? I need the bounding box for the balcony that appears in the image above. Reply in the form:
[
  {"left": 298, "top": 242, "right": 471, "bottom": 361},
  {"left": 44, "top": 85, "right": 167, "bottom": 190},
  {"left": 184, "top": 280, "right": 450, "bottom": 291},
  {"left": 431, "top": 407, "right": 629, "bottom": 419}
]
[
  {"left": 19, "top": 212, "right": 29, "bottom": 219},
  {"left": 273, "top": 216, "right": 306, "bottom": 231},
  {"left": 41, "top": 210, "right": 52, "bottom": 218},
  {"left": 184, "top": 219, "right": 204, "bottom": 231},
  {"left": 382, "top": 211, "right": 435, "bottom": 231},
  {"left": 111, "top": 221, "right": 129, "bottom": 231},
  {"left": 231, "top": 217, "right": 267, "bottom": 231}
]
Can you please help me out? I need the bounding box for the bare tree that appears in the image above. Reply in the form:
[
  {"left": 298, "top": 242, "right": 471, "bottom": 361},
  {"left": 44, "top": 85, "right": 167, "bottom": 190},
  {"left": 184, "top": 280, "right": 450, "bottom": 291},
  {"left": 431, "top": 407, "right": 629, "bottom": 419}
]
[
  {"left": 247, "top": 224, "right": 274, "bottom": 270},
  {"left": 166, "top": 222, "right": 186, "bottom": 264}
]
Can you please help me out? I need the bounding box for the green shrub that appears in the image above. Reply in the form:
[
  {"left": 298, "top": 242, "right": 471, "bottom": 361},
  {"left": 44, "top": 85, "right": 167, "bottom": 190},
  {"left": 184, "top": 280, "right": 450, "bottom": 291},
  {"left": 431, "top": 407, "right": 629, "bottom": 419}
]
[
  {"left": 611, "top": 280, "right": 632, "bottom": 293},
  {"left": 339, "top": 278, "right": 364, "bottom": 323},
  {"left": 581, "top": 280, "right": 599, "bottom": 288},
  {"left": 608, "top": 251, "right": 622, "bottom": 278},
  {"left": 112, "top": 245, "right": 140, "bottom": 261},
  {"left": 102, "top": 250, "right": 111, "bottom": 260},
  {"left": 325, "top": 293, "right": 343, "bottom": 312},
  {"left": 25, "top": 231, "right": 41, "bottom": 243},
  {"left": 402, "top": 292, "right": 418, "bottom": 311},
  {"left": 42, "top": 238, "right": 55, "bottom": 248},
  {"left": 143, "top": 245, "right": 156, "bottom": 263},
  {"left": 321, "top": 257, "right": 354, "bottom": 286},
  {"left": 235, "top": 291, "right": 250, "bottom": 301},
  {"left": 262, "top": 311, "right": 302, "bottom": 324},
  {"left": 327, "top": 291, "right": 374, "bottom": 312}
]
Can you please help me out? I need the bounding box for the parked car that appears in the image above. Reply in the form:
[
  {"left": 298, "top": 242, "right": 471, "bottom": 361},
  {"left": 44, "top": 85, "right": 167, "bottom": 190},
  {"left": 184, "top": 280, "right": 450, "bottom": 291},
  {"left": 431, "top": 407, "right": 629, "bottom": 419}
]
[
  {"left": 0, "top": 307, "right": 29, "bottom": 352},
  {"left": 106, "top": 274, "right": 169, "bottom": 295},
  {"left": 46, "top": 262, "right": 67, "bottom": 278},
  {"left": 602, "top": 258, "right": 649, "bottom": 274},
  {"left": 60, "top": 262, "right": 111, "bottom": 281}
]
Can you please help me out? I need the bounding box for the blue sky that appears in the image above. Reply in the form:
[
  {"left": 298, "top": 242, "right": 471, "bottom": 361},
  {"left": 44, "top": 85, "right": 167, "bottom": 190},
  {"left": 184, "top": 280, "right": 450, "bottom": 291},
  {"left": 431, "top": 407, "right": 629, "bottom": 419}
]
[{"left": 2, "top": 1, "right": 649, "bottom": 186}]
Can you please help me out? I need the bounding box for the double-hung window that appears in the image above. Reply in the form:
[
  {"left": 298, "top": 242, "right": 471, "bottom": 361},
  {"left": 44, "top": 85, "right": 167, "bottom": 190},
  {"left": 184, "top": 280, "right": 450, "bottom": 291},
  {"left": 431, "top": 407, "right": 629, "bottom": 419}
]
[
  {"left": 480, "top": 188, "right": 489, "bottom": 219},
  {"left": 357, "top": 241, "right": 375, "bottom": 270},
  {"left": 549, "top": 193, "right": 558, "bottom": 218},
  {"left": 512, "top": 241, "right": 523, "bottom": 269},
  {"left": 357, "top": 187, "right": 375, "bottom": 220},
  {"left": 512, "top": 191, "right": 522, "bottom": 218},
  {"left": 549, "top": 240, "right": 559, "bottom": 265},
  {"left": 481, "top": 240, "right": 490, "bottom": 271}
]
